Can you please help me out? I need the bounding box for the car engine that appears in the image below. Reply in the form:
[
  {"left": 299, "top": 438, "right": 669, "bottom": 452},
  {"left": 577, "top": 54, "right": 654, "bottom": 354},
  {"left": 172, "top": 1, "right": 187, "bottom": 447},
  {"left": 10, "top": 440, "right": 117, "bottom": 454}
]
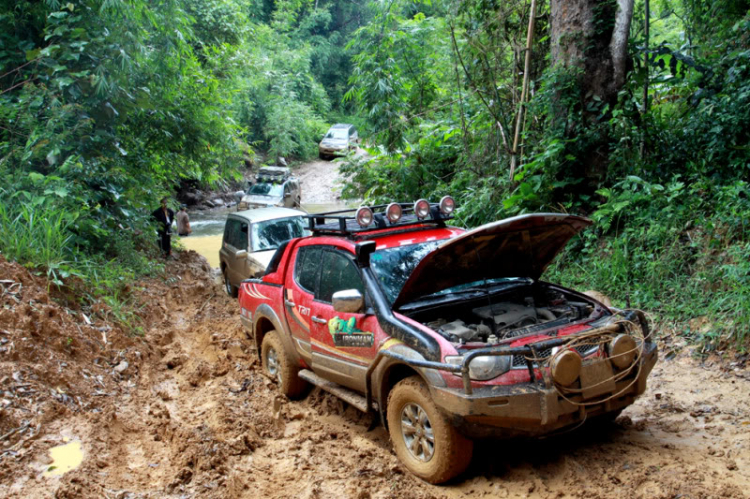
[{"left": 422, "top": 289, "right": 598, "bottom": 345}]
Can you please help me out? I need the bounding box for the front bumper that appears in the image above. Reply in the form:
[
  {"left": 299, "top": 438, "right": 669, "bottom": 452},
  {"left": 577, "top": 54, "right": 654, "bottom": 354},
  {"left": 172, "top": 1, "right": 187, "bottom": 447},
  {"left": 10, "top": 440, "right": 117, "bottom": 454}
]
[
  {"left": 431, "top": 341, "right": 658, "bottom": 438},
  {"left": 319, "top": 146, "right": 346, "bottom": 156}
]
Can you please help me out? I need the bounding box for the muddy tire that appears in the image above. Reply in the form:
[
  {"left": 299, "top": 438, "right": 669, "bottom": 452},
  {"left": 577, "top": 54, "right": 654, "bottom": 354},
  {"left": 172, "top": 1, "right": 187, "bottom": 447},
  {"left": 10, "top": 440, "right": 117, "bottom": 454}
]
[
  {"left": 223, "top": 269, "right": 238, "bottom": 298},
  {"left": 261, "top": 330, "right": 307, "bottom": 399},
  {"left": 387, "top": 376, "right": 473, "bottom": 484}
]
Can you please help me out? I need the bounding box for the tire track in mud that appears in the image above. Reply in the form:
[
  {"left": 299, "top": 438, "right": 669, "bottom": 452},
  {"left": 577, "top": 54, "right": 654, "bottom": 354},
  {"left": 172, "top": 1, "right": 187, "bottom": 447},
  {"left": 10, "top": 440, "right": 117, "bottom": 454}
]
[{"left": 2, "top": 255, "right": 749, "bottom": 498}]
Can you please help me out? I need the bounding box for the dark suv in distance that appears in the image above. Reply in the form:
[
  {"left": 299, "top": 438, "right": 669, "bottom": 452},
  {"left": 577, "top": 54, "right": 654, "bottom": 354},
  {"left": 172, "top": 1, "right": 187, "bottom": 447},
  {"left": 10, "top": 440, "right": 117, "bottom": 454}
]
[{"left": 319, "top": 123, "right": 358, "bottom": 160}]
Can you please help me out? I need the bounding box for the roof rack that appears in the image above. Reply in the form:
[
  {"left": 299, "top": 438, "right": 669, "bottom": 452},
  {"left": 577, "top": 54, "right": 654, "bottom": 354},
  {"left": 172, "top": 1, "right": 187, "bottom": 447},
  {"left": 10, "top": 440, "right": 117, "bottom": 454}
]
[
  {"left": 255, "top": 166, "right": 292, "bottom": 184},
  {"left": 305, "top": 202, "right": 452, "bottom": 238}
]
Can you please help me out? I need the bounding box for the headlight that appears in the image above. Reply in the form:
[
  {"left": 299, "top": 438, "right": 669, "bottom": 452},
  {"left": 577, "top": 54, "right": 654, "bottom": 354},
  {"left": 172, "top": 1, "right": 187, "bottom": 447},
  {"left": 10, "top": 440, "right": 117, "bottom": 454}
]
[
  {"left": 445, "top": 354, "right": 511, "bottom": 381},
  {"left": 356, "top": 206, "right": 373, "bottom": 227},
  {"left": 239, "top": 202, "right": 248, "bottom": 209},
  {"left": 414, "top": 199, "right": 430, "bottom": 219},
  {"left": 608, "top": 334, "right": 637, "bottom": 369}
]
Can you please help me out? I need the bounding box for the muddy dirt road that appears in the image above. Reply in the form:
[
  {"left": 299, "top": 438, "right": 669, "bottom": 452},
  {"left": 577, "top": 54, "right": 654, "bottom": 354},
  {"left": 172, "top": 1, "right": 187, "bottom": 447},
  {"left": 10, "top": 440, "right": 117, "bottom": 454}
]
[
  {"left": 1, "top": 250, "right": 749, "bottom": 498},
  {"left": 1, "top": 159, "right": 749, "bottom": 498}
]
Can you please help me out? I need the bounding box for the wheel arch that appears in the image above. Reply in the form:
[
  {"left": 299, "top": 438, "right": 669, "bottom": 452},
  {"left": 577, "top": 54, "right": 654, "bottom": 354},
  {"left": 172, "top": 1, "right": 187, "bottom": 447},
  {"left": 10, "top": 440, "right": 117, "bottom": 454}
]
[
  {"left": 253, "top": 303, "right": 299, "bottom": 365},
  {"left": 254, "top": 316, "right": 276, "bottom": 357},
  {"left": 376, "top": 362, "right": 431, "bottom": 431}
]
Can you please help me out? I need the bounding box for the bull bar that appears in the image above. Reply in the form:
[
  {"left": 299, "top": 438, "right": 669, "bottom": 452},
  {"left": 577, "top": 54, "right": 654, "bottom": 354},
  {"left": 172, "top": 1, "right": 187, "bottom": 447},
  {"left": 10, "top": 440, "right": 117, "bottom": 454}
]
[{"left": 364, "top": 310, "right": 649, "bottom": 412}]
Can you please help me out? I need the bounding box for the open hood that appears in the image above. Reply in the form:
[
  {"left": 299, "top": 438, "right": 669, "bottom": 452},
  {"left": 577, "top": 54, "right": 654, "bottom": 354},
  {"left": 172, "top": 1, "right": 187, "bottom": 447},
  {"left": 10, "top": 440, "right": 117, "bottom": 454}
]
[{"left": 392, "top": 213, "right": 592, "bottom": 308}]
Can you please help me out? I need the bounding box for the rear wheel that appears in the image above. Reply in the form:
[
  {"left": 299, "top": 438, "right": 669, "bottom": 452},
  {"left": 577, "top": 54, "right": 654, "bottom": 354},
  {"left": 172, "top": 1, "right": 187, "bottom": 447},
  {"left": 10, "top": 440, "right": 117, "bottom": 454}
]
[
  {"left": 387, "top": 376, "right": 473, "bottom": 484},
  {"left": 261, "top": 330, "right": 307, "bottom": 399},
  {"left": 223, "top": 269, "right": 238, "bottom": 297}
]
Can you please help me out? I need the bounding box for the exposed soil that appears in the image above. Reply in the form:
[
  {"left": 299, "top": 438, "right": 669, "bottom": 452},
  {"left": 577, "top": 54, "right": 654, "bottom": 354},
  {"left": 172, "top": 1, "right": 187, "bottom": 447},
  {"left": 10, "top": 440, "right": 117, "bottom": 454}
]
[
  {"left": 1, "top": 250, "right": 749, "bottom": 498},
  {"left": 294, "top": 150, "right": 362, "bottom": 204}
]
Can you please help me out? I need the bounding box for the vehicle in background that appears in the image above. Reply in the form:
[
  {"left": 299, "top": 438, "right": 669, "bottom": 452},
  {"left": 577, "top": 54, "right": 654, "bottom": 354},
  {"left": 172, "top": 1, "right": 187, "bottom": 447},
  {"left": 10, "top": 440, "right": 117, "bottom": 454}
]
[
  {"left": 220, "top": 207, "right": 308, "bottom": 297},
  {"left": 238, "top": 167, "right": 301, "bottom": 210},
  {"left": 318, "top": 123, "right": 358, "bottom": 160},
  {"left": 237, "top": 199, "right": 658, "bottom": 483}
]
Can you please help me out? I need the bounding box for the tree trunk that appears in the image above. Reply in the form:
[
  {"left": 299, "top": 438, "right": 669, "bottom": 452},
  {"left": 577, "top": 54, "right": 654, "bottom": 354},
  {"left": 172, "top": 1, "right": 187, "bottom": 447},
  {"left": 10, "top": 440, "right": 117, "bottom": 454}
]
[
  {"left": 551, "top": 0, "right": 633, "bottom": 107},
  {"left": 549, "top": 0, "right": 634, "bottom": 179}
]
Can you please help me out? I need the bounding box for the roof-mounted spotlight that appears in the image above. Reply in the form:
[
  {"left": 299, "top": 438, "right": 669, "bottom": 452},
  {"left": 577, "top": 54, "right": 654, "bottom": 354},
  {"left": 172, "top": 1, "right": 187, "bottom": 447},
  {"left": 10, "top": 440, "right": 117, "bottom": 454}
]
[
  {"left": 355, "top": 206, "right": 374, "bottom": 227},
  {"left": 439, "top": 195, "right": 455, "bottom": 215},
  {"left": 386, "top": 203, "right": 402, "bottom": 223},
  {"left": 414, "top": 199, "right": 430, "bottom": 219}
]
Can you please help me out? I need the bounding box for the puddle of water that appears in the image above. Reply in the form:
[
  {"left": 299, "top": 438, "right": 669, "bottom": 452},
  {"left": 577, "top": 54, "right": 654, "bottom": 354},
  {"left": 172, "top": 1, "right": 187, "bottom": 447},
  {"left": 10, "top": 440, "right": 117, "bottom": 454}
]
[
  {"left": 181, "top": 234, "right": 222, "bottom": 268},
  {"left": 44, "top": 439, "right": 83, "bottom": 476}
]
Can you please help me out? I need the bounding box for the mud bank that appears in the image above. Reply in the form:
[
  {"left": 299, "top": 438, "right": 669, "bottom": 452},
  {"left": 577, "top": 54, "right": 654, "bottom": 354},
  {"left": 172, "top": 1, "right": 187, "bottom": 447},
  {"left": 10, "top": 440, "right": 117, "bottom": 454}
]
[{"left": 1, "top": 251, "right": 749, "bottom": 498}]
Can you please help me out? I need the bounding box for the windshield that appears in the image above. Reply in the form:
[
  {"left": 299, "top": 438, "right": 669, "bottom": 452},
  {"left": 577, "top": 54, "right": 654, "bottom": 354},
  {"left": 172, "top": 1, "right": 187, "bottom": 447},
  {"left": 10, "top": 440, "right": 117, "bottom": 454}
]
[
  {"left": 370, "top": 241, "right": 531, "bottom": 304},
  {"left": 248, "top": 182, "right": 283, "bottom": 197},
  {"left": 252, "top": 217, "right": 308, "bottom": 252},
  {"left": 370, "top": 241, "right": 442, "bottom": 303},
  {"left": 325, "top": 129, "right": 348, "bottom": 139}
]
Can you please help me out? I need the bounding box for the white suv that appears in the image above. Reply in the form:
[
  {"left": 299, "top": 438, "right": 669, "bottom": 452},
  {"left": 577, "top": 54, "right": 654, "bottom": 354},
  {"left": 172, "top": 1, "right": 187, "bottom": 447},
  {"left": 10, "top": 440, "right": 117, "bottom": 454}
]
[{"left": 319, "top": 123, "right": 358, "bottom": 160}]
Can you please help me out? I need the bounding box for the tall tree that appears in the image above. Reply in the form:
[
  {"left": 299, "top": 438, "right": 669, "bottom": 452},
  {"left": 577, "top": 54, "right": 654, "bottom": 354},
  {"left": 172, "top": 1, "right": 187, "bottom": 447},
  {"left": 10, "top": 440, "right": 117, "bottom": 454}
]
[
  {"left": 550, "top": 0, "right": 634, "bottom": 107},
  {"left": 549, "top": 0, "right": 635, "bottom": 179}
]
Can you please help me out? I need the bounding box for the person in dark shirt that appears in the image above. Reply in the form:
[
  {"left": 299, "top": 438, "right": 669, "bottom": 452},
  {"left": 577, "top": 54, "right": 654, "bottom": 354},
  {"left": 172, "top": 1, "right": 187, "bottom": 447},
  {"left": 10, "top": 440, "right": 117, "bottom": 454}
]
[{"left": 152, "top": 197, "right": 175, "bottom": 257}]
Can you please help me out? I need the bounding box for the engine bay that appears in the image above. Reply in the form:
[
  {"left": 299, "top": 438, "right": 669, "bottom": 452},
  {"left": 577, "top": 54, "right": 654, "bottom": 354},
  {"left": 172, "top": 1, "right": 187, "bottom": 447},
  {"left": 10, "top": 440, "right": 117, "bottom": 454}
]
[{"left": 407, "top": 284, "right": 605, "bottom": 346}]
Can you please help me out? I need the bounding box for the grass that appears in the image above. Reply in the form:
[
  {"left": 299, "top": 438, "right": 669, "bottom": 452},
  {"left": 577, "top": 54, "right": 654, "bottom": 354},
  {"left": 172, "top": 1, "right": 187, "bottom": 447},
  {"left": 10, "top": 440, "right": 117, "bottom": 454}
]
[
  {"left": 0, "top": 197, "right": 162, "bottom": 335},
  {"left": 547, "top": 181, "right": 750, "bottom": 352}
]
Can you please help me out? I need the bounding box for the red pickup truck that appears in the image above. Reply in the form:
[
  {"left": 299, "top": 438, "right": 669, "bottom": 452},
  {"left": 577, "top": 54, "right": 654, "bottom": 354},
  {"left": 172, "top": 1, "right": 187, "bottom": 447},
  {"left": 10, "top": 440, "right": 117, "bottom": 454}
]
[{"left": 238, "top": 199, "right": 658, "bottom": 483}]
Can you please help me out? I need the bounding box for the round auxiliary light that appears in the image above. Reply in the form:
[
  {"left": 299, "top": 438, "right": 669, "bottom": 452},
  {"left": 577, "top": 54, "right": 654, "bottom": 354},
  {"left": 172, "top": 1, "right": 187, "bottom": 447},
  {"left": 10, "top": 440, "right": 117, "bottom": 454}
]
[
  {"left": 386, "top": 203, "right": 402, "bottom": 223},
  {"left": 608, "top": 334, "right": 637, "bottom": 369},
  {"left": 355, "top": 206, "right": 373, "bottom": 227},
  {"left": 414, "top": 199, "right": 431, "bottom": 219},
  {"left": 551, "top": 349, "right": 582, "bottom": 386},
  {"left": 439, "top": 195, "right": 455, "bottom": 215}
]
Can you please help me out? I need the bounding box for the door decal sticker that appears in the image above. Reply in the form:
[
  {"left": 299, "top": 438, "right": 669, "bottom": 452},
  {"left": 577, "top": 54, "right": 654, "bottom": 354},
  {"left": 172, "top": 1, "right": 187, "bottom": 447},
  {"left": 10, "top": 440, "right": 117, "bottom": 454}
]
[
  {"left": 286, "top": 289, "right": 309, "bottom": 330},
  {"left": 328, "top": 317, "right": 374, "bottom": 348},
  {"left": 245, "top": 284, "right": 270, "bottom": 300}
]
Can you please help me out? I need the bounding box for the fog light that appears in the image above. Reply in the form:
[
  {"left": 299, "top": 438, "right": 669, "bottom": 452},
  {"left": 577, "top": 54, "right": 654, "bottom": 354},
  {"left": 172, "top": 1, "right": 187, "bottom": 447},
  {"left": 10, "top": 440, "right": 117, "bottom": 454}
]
[
  {"left": 439, "top": 195, "right": 455, "bottom": 215},
  {"left": 386, "top": 203, "right": 402, "bottom": 223},
  {"left": 355, "top": 206, "right": 373, "bottom": 227},
  {"left": 608, "top": 334, "right": 637, "bottom": 369},
  {"left": 414, "top": 199, "right": 430, "bottom": 219},
  {"left": 551, "top": 349, "right": 582, "bottom": 386}
]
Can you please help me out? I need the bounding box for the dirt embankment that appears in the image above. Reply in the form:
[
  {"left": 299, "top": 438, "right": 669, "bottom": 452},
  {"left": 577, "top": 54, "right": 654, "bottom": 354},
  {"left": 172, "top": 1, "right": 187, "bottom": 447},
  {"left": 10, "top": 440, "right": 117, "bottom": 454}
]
[{"left": 1, "top": 252, "right": 749, "bottom": 498}]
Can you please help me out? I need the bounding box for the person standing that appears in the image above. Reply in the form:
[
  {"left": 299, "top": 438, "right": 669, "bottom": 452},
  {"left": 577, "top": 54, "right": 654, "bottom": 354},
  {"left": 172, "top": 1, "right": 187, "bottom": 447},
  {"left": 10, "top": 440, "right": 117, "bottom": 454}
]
[
  {"left": 152, "top": 197, "right": 175, "bottom": 257},
  {"left": 176, "top": 204, "right": 192, "bottom": 237}
]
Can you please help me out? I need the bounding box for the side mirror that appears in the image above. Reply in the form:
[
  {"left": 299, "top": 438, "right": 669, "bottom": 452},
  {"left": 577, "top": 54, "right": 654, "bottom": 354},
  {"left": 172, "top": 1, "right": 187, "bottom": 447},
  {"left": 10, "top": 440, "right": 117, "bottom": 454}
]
[
  {"left": 332, "top": 289, "right": 364, "bottom": 314},
  {"left": 235, "top": 250, "right": 248, "bottom": 259}
]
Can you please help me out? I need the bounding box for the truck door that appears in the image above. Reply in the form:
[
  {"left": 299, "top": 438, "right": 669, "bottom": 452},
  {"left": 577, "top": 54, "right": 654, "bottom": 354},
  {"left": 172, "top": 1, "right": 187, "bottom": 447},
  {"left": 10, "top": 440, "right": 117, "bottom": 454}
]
[
  {"left": 281, "top": 245, "right": 321, "bottom": 367},
  {"left": 309, "top": 248, "right": 379, "bottom": 393}
]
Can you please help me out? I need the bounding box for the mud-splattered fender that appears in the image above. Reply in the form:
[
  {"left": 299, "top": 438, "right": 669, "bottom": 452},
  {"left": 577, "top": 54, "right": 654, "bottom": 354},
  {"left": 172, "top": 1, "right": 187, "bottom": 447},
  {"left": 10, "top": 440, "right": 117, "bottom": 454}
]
[
  {"left": 371, "top": 342, "right": 447, "bottom": 428},
  {"left": 253, "top": 303, "right": 300, "bottom": 365}
]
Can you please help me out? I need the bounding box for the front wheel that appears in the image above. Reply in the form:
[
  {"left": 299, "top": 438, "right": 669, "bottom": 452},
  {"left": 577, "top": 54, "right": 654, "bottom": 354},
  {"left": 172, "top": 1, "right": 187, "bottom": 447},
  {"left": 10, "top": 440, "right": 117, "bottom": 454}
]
[
  {"left": 223, "top": 269, "right": 238, "bottom": 297},
  {"left": 261, "top": 330, "right": 307, "bottom": 399},
  {"left": 387, "top": 377, "right": 473, "bottom": 484}
]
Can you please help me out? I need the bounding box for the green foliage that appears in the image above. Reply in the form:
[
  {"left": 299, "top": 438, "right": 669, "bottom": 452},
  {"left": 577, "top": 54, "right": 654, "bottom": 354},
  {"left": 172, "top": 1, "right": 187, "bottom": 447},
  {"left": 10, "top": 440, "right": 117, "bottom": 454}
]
[
  {"left": 549, "top": 177, "right": 750, "bottom": 349},
  {"left": 340, "top": 0, "right": 750, "bottom": 349}
]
